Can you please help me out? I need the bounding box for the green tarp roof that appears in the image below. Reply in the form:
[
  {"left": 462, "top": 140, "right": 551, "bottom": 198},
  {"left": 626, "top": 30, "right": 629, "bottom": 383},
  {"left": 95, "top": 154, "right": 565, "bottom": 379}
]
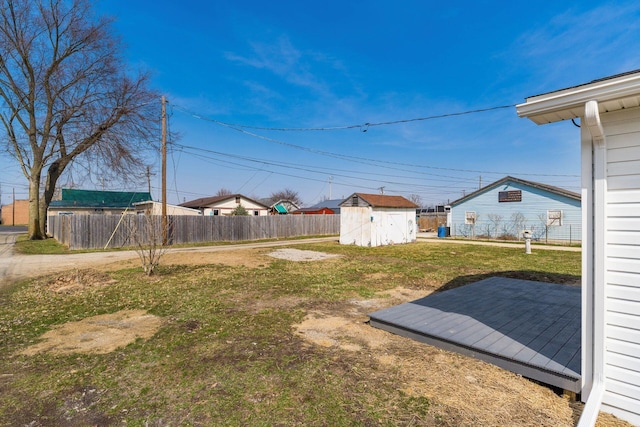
[
  {"left": 274, "top": 204, "right": 288, "bottom": 213},
  {"left": 49, "top": 189, "right": 152, "bottom": 209}
]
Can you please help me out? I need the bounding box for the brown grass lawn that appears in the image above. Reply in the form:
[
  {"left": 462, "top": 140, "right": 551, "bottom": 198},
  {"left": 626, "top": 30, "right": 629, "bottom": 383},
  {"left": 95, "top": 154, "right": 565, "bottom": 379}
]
[{"left": 0, "top": 240, "right": 632, "bottom": 426}]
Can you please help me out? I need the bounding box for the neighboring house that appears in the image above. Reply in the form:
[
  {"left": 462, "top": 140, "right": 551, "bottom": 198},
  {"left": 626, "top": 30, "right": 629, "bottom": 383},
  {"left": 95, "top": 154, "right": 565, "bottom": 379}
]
[
  {"left": 292, "top": 198, "right": 343, "bottom": 215},
  {"left": 180, "top": 194, "right": 269, "bottom": 216},
  {"left": 1, "top": 199, "right": 29, "bottom": 225},
  {"left": 339, "top": 193, "right": 417, "bottom": 247},
  {"left": 133, "top": 200, "right": 201, "bottom": 216},
  {"left": 517, "top": 70, "right": 640, "bottom": 426},
  {"left": 261, "top": 199, "right": 300, "bottom": 215},
  {"left": 448, "top": 176, "right": 581, "bottom": 242},
  {"left": 48, "top": 189, "right": 152, "bottom": 216},
  {"left": 47, "top": 188, "right": 152, "bottom": 236}
]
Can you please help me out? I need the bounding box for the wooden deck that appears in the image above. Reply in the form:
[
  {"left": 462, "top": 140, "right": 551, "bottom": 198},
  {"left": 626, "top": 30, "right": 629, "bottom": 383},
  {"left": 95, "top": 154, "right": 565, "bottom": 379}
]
[{"left": 369, "top": 277, "right": 581, "bottom": 392}]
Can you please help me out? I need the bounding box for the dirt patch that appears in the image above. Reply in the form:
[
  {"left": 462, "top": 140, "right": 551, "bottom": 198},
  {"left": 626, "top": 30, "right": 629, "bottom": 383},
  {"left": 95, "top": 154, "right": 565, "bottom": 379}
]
[
  {"left": 86, "top": 247, "right": 340, "bottom": 274},
  {"left": 44, "top": 269, "right": 117, "bottom": 293},
  {"left": 268, "top": 248, "right": 341, "bottom": 262},
  {"left": 294, "top": 287, "right": 424, "bottom": 352},
  {"left": 98, "top": 249, "right": 270, "bottom": 272},
  {"left": 292, "top": 286, "right": 628, "bottom": 427},
  {"left": 19, "top": 309, "right": 162, "bottom": 355}
]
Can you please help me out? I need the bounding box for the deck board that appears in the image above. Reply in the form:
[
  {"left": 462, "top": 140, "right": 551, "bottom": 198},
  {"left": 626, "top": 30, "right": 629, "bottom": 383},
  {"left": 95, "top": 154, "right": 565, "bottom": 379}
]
[{"left": 369, "top": 277, "right": 581, "bottom": 392}]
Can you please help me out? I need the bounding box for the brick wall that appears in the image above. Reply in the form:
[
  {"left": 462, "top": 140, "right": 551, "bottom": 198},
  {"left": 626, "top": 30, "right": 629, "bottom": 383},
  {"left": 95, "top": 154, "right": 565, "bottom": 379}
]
[{"left": 1, "top": 200, "right": 29, "bottom": 225}]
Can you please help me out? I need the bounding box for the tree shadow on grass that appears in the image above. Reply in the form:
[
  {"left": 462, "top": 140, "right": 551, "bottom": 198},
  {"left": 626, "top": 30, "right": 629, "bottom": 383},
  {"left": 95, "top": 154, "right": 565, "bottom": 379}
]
[{"left": 435, "top": 270, "right": 580, "bottom": 293}]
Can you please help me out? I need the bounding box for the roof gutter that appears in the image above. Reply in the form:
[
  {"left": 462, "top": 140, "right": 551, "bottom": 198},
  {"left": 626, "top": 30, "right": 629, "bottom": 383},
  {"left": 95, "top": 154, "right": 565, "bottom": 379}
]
[{"left": 577, "top": 100, "right": 607, "bottom": 427}]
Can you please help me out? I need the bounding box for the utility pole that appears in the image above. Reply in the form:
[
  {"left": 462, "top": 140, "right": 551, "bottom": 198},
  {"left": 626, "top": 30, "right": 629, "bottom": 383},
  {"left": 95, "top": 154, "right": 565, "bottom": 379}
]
[
  {"left": 329, "top": 176, "right": 333, "bottom": 199},
  {"left": 161, "top": 96, "right": 168, "bottom": 245},
  {"left": 146, "top": 166, "right": 151, "bottom": 195},
  {"left": 479, "top": 175, "right": 482, "bottom": 190},
  {"left": 12, "top": 188, "right": 15, "bottom": 226}
]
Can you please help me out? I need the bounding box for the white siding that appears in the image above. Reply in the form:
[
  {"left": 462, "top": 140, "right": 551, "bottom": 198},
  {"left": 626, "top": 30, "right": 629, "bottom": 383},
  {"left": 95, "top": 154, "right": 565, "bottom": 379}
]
[
  {"left": 339, "top": 206, "right": 372, "bottom": 246},
  {"left": 370, "top": 208, "right": 416, "bottom": 246},
  {"left": 202, "top": 196, "right": 268, "bottom": 216},
  {"left": 339, "top": 206, "right": 416, "bottom": 247},
  {"left": 601, "top": 107, "right": 640, "bottom": 424}
]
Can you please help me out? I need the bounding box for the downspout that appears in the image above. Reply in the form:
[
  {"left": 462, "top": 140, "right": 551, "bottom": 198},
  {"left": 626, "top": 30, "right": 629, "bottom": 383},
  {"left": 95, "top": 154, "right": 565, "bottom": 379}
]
[{"left": 577, "top": 100, "right": 607, "bottom": 427}]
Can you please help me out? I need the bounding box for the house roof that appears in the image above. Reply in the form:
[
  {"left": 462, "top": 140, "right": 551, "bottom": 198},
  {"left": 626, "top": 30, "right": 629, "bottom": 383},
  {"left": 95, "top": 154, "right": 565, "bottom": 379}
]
[
  {"left": 341, "top": 193, "right": 418, "bottom": 208},
  {"left": 258, "top": 198, "right": 300, "bottom": 212},
  {"left": 308, "top": 198, "right": 343, "bottom": 211},
  {"left": 516, "top": 69, "right": 640, "bottom": 124},
  {"left": 49, "top": 189, "right": 152, "bottom": 209},
  {"left": 180, "top": 194, "right": 268, "bottom": 209},
  {"left": 449, "top": 176, "right": 580, "bottom": 206}
]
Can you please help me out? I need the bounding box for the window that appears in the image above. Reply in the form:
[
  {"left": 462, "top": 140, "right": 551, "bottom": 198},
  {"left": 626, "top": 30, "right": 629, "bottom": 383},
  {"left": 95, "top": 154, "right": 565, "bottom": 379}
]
[
  {"left": 235, "top": 196, "right": 241, "bottom": 204},
  {"left": 547, "top": 210, "right": 562, "bottom": 226},
  {"left": 254, "top": 210, "right": 259, "bottom": 216},
  {"left": 213, "top": 209, "right": 219, "bottom": 216},
  {"left": 465, "top": 211, "right": 476, "bottom": 225},
  {"left": 351, "top": 195, "right": 359, "bottom": 206}
]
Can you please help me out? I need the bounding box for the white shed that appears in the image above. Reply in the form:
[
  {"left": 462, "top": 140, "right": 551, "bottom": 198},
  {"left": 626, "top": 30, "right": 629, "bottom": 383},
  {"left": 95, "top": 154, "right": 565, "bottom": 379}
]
[
  {"left": 339, "top": 193, "right": 418, "bottom": 247},
  {"left": 517, "top": 70, "right": 640, "bottom": 426}
]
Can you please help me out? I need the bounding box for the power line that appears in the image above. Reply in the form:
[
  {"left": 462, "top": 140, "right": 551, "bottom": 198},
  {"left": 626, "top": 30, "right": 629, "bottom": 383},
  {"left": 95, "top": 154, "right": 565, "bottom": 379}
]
[
  {"left": 173, "top": 104, "right": 515, "bottom": 132},
  {"left": 173, "top": 143, "right": 488, "bottom": 194},
  {"left": 172, "top": 105, "right": 579, "bottom": 178},
  {"left": 173, "top": 142, "right": 480, "bottom": 185}
]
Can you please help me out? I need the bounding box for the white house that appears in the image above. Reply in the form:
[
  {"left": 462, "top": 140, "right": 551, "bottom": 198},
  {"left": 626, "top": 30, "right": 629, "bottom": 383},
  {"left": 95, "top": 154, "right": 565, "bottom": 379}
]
[
  {"left": 449, "top": 176, "right": 581, "bottom": 243},
  {"left": 180, "top": 194, "right": 269, "bottom": 216},
  {"left": 517, "top": 69, "right": 640, "bottom": 426},
  {"left": 339, "top": 193, "right": 418, "bottom": 247}
]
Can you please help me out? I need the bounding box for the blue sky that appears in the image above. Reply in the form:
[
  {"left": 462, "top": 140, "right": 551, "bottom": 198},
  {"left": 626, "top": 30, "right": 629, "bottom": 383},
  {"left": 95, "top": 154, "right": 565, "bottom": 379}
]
[{"left": 2, "top": 1, "right": 640, "bottom": 207}]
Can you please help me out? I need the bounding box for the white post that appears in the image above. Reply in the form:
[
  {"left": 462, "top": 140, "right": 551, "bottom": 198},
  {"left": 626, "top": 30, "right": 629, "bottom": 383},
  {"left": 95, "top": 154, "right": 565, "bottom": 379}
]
[{"left": 523, "top": 230, "right": 531, "bottom": 254}]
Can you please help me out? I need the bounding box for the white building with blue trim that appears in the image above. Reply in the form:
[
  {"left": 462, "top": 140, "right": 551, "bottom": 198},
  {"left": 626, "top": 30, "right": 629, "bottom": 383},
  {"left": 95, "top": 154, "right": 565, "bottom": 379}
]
[{"left": 448, "top": 176, "right": 581, "bottom": 243}]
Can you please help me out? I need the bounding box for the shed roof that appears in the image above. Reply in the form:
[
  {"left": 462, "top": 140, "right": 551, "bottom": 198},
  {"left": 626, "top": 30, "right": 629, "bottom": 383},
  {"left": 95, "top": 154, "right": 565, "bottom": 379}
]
[
  {"left": 180, "top": 194, "right": 268, "bottom": 209},
  {"left": 449, "top": 176, "right": 580, "bottom": 207},
  {"left": 341, "top": 193, "right": 418, "bottom": 208},
  {"left": 49, "top": 189, "right": 152, "bottom": 209},
  {"left": 274, "top": 204, "right": 288, "bottom": 214},
  {"left": 516, "top": 69, "right": 640, "bottom": 124}
]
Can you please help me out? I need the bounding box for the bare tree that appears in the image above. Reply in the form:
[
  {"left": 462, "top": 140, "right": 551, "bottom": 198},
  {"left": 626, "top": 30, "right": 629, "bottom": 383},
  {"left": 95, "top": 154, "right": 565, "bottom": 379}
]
[
  {"left": 407, "top": 193, "right": 422, "bottom": 207},
  {"left": 0, "top": 0, "right": 159, "bottom": 239},
  {"left": 509, "top": 212, "right": 527, "bottom": 239},
  {"left": 487, "top": 213, "right": 503, "bottom": 239},
  {"left": 215, "top": 188, "right": 233, "bottom": 197},
  {"left": 126, "top": 213, "right": 168, "bottom": 276},
  {"left": 269, "top": 188, "right": 303, "bottom": 206}
]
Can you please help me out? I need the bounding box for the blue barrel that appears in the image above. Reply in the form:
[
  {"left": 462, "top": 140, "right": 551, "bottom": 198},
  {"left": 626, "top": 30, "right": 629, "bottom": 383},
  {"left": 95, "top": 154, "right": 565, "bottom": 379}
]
[{"left": 437, "top": 225, "right": 446, "bottom": 238}]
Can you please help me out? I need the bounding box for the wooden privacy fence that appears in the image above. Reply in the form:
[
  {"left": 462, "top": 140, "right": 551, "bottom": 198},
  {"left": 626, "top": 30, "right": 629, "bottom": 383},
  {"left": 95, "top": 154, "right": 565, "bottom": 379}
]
[{"left": 48, "top": 214, "right": 341, "bottom": 250}]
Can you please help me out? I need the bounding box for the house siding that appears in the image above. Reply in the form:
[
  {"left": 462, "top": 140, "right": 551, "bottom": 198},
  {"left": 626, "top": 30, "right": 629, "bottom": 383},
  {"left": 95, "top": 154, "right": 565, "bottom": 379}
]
[
  {"left": 600, "top": 107, "right": 640, "bottom": 424},
  {"left": 450, "top": 180, "right": 581, "bottom": 242},
  {"left": 202, "top": 197, "right": 268, "bottom": 216}
]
